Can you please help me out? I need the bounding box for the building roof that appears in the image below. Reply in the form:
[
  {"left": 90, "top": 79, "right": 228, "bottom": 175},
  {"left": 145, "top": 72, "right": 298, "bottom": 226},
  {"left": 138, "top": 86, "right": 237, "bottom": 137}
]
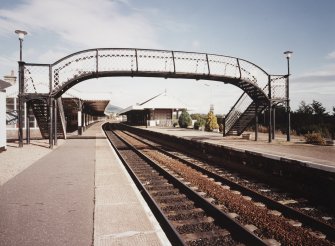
[
  {"left": 0, "top": 79, "right": 11, "bottom": 91},
  {"left": 119, "top": 92, "right": 188, "bottom": 115}
]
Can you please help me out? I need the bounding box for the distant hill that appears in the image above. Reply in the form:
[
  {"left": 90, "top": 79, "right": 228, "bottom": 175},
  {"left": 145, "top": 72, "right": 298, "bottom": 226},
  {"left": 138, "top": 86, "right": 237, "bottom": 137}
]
[{"left": 105, "top": 104, "right": 123, "bottom": 114}]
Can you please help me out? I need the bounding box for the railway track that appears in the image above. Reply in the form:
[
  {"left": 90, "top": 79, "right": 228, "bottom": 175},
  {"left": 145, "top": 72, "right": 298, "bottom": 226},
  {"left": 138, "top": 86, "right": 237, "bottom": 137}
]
[{"left": 103, "top": 124, "right": 335, "bottom": 246}]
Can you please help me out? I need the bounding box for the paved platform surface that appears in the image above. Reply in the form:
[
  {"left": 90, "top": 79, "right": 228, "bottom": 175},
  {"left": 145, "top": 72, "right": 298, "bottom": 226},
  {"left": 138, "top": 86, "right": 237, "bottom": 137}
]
[
  {"left": 0, "top": 121, "right": 170, "bottom": 246},
  {"left": 140, "top": 127, "right": 335, "bottom": 171}
]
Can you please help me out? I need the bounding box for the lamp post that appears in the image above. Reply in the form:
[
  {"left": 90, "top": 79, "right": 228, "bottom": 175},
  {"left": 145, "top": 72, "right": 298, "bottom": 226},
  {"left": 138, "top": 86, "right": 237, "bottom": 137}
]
[
  {"left": 15, "top": 30, "right": 27, "bottom": 61},
  {"left": 284, "top": 50, "right": 293, "bottom": 142},
  {"left": 15, "top": 30, "right": 27, "bottom": 147}
]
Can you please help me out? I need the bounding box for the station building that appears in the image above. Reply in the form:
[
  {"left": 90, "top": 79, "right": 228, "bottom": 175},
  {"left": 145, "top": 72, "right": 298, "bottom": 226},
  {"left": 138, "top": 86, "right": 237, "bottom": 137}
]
[{"left": 119, "top": 91, "right": 188, "bottom": 127}]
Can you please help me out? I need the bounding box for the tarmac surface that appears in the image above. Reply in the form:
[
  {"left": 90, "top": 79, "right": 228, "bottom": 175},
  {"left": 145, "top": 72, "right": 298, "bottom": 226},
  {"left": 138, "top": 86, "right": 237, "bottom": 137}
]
[
  {"left": 0, "top": 138, "right": 95, "bottom": 246},
  {"left": 0, "top": 122, "right": 170, "bottom": 246}
]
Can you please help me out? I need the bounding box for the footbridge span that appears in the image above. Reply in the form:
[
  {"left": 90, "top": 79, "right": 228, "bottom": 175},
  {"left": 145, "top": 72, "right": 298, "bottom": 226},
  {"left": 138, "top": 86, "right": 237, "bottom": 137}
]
[{"left": 17, "top": 48, "right": 288, "bottom": 147}]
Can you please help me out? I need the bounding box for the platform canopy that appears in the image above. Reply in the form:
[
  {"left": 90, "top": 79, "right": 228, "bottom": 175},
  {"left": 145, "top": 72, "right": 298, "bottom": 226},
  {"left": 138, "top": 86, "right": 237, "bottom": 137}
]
[
  {"left": 119, "top": 91, "right": 188, "bottom": 115},
  {"left": 62, "top": 88, "right": 111, "bottom": 116}
]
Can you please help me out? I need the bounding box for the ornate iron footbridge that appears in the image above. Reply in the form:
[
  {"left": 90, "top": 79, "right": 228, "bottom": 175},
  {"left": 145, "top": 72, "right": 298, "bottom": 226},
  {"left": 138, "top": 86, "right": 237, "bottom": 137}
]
[{"left": 17, "top": 48, "right": 288, "bottom": 147}]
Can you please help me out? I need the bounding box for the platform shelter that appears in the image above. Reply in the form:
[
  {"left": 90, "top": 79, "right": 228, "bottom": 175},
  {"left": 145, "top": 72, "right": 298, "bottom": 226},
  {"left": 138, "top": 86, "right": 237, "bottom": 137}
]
[{"left": 119, "top": 91, "right": 188, "bottom": 127}]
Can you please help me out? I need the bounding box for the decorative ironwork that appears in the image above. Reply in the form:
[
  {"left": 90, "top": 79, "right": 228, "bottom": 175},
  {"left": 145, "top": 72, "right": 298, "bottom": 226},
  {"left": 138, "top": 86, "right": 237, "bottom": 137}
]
[
  {"left": 22, "top": 48, "right": 279, "bottom": 99},
  {"left": 270, "top": 75, "right": 287, "bottom": 103},
  {"left": 23, "top": 64, "right": 50, "bottom": 94},
  {"left": 6, "top": 110, "right": 18, "bottom": 125},
  {"left": 21, "top": 48, "right": 287, "bottom": 138}
]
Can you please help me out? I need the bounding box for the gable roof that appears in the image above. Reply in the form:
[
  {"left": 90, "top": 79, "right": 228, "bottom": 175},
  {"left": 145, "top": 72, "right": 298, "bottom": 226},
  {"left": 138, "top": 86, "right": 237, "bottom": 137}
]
[{"left": 0, "top": 79, "right": 11, "bottom": 91}]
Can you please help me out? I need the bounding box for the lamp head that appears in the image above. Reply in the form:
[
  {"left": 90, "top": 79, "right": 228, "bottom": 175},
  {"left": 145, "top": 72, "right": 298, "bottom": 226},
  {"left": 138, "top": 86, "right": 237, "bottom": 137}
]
[
  {"left": 284, "top": 50, "right": 293, "bottom": 59},
  {"left": 15, "top": 30, "right": 28, "bottom": 40}
]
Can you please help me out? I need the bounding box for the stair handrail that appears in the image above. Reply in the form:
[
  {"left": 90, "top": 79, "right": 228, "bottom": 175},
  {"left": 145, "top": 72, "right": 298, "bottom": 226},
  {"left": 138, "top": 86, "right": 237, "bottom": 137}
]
[
  {"left": 6, "top": 110, "right": 18, "bottom": 125},
  {"left": 225, "top": 84, "right": 270, "bottom": 135},
  {"left": 224, "top": 92, "right": 252, "bottom": 134}
]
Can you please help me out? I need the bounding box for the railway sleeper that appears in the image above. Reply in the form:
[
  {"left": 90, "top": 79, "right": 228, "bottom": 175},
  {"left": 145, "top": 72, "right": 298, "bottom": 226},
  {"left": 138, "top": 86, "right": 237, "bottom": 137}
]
[
  {"left": 183, "top": 228, "right": 231, "bottom": 244},
  {"left": 160, "top": 201, "right": 195, "bottom": 212},
  {"left": 167, "top": 209, "right": 206, "bottom": 221},
  {"left": 172, "top": 216, "right": 214, "bottom": 227},
  {"left": 144, "top": 183, "right": 174, "bottom": 190},
  {"left": 150, "top": 189, "right": 181, "bottom": 197},
  {"left": 154, "top": 194, "right": 187, "bottom": 203},
  {"left": 176, "top": 220, "right": 220, "bottom": 234}
]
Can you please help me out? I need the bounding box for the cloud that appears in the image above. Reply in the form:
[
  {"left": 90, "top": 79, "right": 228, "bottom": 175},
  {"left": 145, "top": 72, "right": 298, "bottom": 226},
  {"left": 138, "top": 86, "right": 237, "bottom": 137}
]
[
  {"left": 293, "top": 63, "right": 335, "bottom": 85},
  {"left": 0, "top": 0, "right": 160, "bottom": 49},
  {"left": 327, "top": 51, "right": 335, "bottom": 59}
]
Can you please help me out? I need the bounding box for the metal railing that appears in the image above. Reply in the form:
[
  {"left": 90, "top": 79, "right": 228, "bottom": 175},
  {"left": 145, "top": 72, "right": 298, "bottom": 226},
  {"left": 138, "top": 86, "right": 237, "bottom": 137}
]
[
  {"left": 224, "top": 74, "right": 287, "bottom": 135},
  {"left": 6, "top": 110, "right": 18, "bottom": 125},
  {"left": 22, "top": 48, "right": 270, "bottom": 98},
  {"left": 21, "top": 48, "right": 287, "bottom": 137}
]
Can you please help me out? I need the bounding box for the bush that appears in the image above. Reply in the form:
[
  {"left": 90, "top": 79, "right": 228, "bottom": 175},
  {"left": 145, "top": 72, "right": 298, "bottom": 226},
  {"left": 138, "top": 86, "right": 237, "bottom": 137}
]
[
  {"left": 304, "top": 132, "right": 326, "bottom": 145},
  {"left": 191, "top": 114, "right": 206, "bottom": 127},
  {"left": 194, "top": 121, "right": 201, "bottom": 130},
  {"left": 178, "top": 109, "right": 192, "bottom": 128}
]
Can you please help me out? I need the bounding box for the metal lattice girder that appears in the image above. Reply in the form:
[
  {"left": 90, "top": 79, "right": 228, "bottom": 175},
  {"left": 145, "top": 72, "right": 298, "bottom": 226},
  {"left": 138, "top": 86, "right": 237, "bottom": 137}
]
[
  {"left": 6, "top": 110, "right": 18, "bottom": 125},
  {"left": 23, "top": 48, "right": 275, "bottom": 101},
  {"left": 22, "top": 48, "right": 287, "bottom": 137}
]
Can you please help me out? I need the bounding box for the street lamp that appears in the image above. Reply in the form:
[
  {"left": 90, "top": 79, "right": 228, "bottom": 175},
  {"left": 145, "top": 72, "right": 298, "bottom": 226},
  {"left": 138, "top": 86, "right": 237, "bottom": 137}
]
[
  {"left": 284, "top": 50, "right": 293, "bottom": 141},
  {"left": 15, "top": 30, "right": 27, "bottom": 61},
  {"left": 15, "top": 29, "right": 27, "bottom": 147}
]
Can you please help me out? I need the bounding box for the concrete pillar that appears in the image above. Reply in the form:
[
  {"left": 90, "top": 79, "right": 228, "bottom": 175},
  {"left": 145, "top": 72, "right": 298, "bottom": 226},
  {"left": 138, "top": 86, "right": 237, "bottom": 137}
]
[{"left": 78, "top": 111, "right": 82, "bottom": 135}]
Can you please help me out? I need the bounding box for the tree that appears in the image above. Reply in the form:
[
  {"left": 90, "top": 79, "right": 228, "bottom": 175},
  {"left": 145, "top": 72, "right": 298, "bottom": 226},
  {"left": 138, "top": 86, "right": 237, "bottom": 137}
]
[
  {"left": 296, "top": 101, "right": 313, "bottom": 114},
  {"left": 311, "top": 100, "right": 327, "bottom": 115},
  {"left": 332, "top": 106, "right": 335, "bottom": 116},
  {"left": 178, "top": 109, "right": 192, "bottom": 128},
  {"left": 205, "top": 110, "right": 219, "bottom": 131}
]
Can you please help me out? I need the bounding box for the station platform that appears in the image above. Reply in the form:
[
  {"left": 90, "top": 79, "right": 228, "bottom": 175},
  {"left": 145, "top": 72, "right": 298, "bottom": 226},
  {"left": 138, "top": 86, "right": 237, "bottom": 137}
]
[
  {"left": 0, "top": 121, "right": 170, "bottom": 246},
  {"left": 139, "top": 127, "right": 335, "bottom": 172},
  {"left": 1, "top": 122, "right": 334, "bottom": 245}
]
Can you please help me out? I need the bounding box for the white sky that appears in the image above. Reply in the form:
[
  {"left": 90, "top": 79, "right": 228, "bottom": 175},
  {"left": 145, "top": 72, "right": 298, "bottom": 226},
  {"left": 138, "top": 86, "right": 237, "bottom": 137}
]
[{"left": 0, "top": 0, "right": 334, "bottom": 114}]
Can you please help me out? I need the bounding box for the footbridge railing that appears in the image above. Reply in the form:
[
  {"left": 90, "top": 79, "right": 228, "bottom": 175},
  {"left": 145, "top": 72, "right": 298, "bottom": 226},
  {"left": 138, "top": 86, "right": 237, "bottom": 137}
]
[
  {"left": 224, "top": 75, "right": 287, "bottom": 136},
  {"left": 22, "top": 48, "right": 272, "bottom": 100},
  {"left": 17, "top": 48, "right": 288, "bottom": 147}
]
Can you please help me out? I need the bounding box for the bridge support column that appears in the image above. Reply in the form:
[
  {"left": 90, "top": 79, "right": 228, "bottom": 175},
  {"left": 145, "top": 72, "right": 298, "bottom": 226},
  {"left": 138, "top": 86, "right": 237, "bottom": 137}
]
[
  {"left": 54, "top": 99, "right": 58, "bottom": 146},
  {"left": 268, "top": 105, "right": 272, "bottom": 143},
  {"left": 49, "top": 97, "right": 54, "bottom": 149},
  {"left": 26, "top": 102, "right": 30, "bottom": 144},
  {"left": 287, "top": 106, "right": 291, "bottom": 142},
  {"left": 272, "top": 106, "right": 276, "bottom": 140}
]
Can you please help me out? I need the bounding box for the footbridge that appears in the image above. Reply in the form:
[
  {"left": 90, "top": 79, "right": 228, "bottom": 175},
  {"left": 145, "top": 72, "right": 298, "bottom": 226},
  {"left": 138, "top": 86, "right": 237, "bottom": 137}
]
[{"left": 17, "top": 48, "right": 288, "bottom": 147}]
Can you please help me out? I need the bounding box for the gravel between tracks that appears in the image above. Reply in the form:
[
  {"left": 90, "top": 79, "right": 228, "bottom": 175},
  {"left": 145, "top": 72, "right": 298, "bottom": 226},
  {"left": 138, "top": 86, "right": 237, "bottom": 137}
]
[{"left": 117, "top": 130, "right": 334, "bottom": 246}]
